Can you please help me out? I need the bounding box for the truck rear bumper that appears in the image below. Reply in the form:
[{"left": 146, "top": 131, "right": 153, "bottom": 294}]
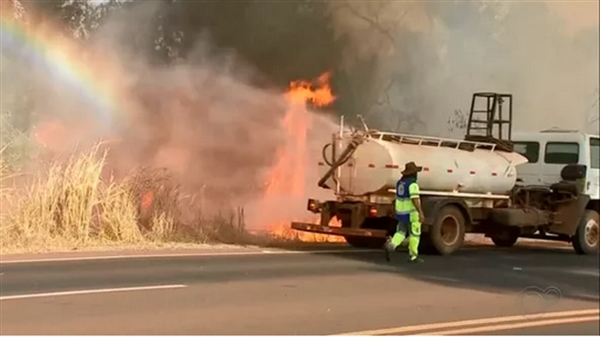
[{"left": 291, "top": 222, "right": 388, "bottom": 238}]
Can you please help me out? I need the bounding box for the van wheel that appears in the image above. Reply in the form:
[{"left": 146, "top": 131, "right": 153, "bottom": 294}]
[
  {"left": 572, "top": 210, "right": 600, "bottom": 255},
  {"left": 426, "top": 205, "right": 466, "bottom": 255}
]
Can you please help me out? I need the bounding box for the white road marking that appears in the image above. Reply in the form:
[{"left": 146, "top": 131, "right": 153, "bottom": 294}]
[
  {"left": 421, "top": 275, "right": 461, "bottom": 283},
  {"left": 0, "top": 248, "right": 379, "bottom": 264},
  {"left": 430, "top": 315, "right": 599, "bottom": 335},
  {"left": 569, "top": 269, "right": 600, "bottom": 277},
  {"left": 336, "top": 308, "right": 600, "bottom": 335},
  {"left": 0, "top": 284, "right": 187, "bottom": 301}
]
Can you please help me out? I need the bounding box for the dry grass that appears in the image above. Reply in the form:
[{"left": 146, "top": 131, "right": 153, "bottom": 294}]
[{"left": 0, "top": 143, "right": 256, "bottom": 254}]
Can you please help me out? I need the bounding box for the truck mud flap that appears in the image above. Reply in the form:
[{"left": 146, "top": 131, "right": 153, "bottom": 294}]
[{"left": 290, "top": 222, "right": 387, "bottom": 238}]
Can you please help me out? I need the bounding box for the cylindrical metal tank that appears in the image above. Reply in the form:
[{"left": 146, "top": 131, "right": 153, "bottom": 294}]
[{"left": 319, "top": 134, "right": 528, "bottom": 196}]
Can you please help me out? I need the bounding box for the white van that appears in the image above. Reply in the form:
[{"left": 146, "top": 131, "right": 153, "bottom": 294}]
[{"left": 512, "top": 129, "right": 599, "bottom": 204}]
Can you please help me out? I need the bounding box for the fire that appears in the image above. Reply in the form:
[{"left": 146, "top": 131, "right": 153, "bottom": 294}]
[
  {"left": 285, "top": 72, "right": 336, "bottom": 107},
  {"left": 264, "top": 71, "right": 345, "bottom": 243},
  {"left": 140, "top": 190, "right": 154, "bottom": 213}
]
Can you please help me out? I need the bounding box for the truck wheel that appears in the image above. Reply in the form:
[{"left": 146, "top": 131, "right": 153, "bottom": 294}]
[
  {"left": 572, "top": 210, "right": 600, "bottom": 255},
  {"left": 427, "top": 205, "right": 466, "bottom": 255},
  {"left": 418, "top": 235, "right": 436, "bottom": 254},
  {"left": 490, "top": 230, "right": 520, "bottom": 248},
  {"left": 344, "top": 236, "right": 386, "bottom": 249},
  {"left": 341, "top": 218, "right": 390, "bottom": 249}
]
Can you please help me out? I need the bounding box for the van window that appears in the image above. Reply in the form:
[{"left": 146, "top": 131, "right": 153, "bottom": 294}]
[
  {"left": 591, "top": 138, "right": 600, "bottom": 169},
  {"left": 513, "top": 141, "right": 540, "bottom": 163},
  {"left": 544, "top": 142, "right": 579, "bottom": 164}
]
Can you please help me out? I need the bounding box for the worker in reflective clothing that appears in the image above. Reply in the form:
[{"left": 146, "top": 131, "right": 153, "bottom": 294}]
[{"left": 384, "top": 161, "right": 425, "bottom": 263}]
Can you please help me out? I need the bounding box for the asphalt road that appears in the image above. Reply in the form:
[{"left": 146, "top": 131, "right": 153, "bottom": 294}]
[{"left": 1, "top": 244, "right": 599, "bottom": 335}]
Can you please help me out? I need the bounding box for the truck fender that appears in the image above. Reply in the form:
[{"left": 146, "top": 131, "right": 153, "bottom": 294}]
[
  {"left": 549, "top": 194, "right": 591, "bottom": 236},
  {"left": 421, "top": 197, "right": 473, "bottom": 229}
]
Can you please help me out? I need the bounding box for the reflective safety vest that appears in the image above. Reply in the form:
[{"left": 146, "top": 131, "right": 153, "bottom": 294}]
[{"left": 395, "top": 177, "right": 421, "bottom": 223}]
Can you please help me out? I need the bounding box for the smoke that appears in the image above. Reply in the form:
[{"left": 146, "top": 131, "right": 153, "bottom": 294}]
[
  {"left": 3, "top": 1, "right": 339, "bottom": 228},
  {"left": 326, "top": 0, "right": 599, "bottom": 136},
  {"left": 89, "top": 3, "right": 289, "bottom": 212},
  {"left": 5, "top": 1, "right": 597, "bottom": 232}
]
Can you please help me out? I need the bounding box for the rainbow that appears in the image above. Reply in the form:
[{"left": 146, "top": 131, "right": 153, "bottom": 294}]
[{"left": 0, "top": 5, "right": 121, "bottom": 127}]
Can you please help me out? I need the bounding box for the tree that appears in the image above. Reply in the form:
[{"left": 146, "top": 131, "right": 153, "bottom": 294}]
[
  {"left": 19, "top": 0, "right": 119, "bottom": 40},
  {"left": 323, "top": 1, "right": 427, "bottom": 132},
  {"left": 1, "top": 0, "right": 120, "bottom": 129},
  {"left": 103, "top": 0, "right": 343, "bottom": 85},
  {"left": 1, "top": 0, "right": 37, "bottom": 168},
  {"left": 1, "top": 0, "right": 33, "bottom": 131}
]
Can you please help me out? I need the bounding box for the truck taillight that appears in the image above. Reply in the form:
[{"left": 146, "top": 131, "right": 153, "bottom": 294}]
[
  {"left": 307, "top": 199, "right": 319, "bottom": 212},
  {"left": 368, "top": 206, "right": 377, "bottom": 217}
]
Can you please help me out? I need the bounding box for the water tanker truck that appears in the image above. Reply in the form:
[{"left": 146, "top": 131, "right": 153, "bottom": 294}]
[{"left": 291, "top": 92, "right": 600, "bottom": 255}]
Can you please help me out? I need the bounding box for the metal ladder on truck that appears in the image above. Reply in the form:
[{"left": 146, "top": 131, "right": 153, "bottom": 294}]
[{"left": 464, "top": 92, "right": 514, "bottom": 152}]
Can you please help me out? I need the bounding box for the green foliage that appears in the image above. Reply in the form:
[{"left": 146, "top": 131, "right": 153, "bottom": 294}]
[{"left": 0, "top": 110, "right": 36, "bottom": 172}]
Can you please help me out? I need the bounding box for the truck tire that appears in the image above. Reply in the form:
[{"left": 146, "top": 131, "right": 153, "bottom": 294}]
[
  {"left": 426, "top": 205, "right": 466, "bottom": 255},
  {"left": 491, "top": 235, "right": 519, "bottom": 247},
  {"left": 490, "top": 229, "right": 520, "bottom": 248},
  {"left": 418, "top": 235, "right": 436, "bottom": 254},
  {"left": 342, "top": 218, "right": 390, "bottom": 249},
  {"left": 344, "top": 236, "right": 386, "bottom": 249},
  {"left": 572, "top": 210, "right": 600, "bottom": 255}
]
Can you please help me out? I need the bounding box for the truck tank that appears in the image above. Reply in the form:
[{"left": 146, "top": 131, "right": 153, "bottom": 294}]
[{"left": 318, "top": 131, "right": 529, "bottom": 196}]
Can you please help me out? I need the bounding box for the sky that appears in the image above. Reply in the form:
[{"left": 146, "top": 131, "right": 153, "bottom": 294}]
[{"left": 545, "top": 1, "right": 599, "bottom": 34}]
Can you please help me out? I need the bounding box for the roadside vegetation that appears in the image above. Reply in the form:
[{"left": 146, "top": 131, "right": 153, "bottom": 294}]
[{"left": 0, "top": 140, "right": 262, "bottom": 254}]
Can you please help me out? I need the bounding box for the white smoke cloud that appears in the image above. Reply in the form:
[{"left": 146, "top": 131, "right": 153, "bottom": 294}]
[
  {"left": 327, "top": 0, "right": 599, "bottom": 136},
  {"left": 2, "top": 1, "right": 342, "bottom": 230}
]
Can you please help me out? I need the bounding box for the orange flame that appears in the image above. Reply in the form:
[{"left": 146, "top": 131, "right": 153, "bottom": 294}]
[
  {"left": 285, "top": 71, "right": 336, "bottom": 107},
  {"left": 263, "top": 71, "right": 344, "bottom": 242},
  {"left": 141, "top": 190, "right": 154, "bottom": 213}
]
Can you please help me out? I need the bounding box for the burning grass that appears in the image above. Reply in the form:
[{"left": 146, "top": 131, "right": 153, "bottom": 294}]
[
  {"left": 0, "top": 144, "right": 259, "bottom": 254},
  {"left": 0, "top": 143, "right": 343, "bottom": 254},
  {"left": 0, "top": 71, "right": 347, "bottom": 254}
]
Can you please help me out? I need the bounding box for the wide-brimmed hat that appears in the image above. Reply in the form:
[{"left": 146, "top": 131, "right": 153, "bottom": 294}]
[{"left": 401, "top": 161, "right": 423, "bottom": 175}]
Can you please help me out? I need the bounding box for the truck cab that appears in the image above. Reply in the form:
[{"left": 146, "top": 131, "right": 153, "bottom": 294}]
[{"left": 512, "top": 129, "right": 600, "bottom": 204}]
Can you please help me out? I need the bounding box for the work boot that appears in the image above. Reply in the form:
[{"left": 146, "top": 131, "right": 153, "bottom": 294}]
[
  {"left": 408, "top": 256, "right": 424, "bottom": 263},
  {"left": 383, "top": 238, "right": 394, "bottom": 262}
]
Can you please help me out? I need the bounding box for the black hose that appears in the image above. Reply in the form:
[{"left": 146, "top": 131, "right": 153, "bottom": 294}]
[
  {"left": 322, "top": 143, "right": 334, "bottom": 166},
  {"left": 317, "top": 134, "right": 365, "bottom": 188},
  {"left": 321, "top": 132, "right": 361, "bottom": 167},
  {"left": 321, "top": 142, "right": 342, "bottom": 187}
]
